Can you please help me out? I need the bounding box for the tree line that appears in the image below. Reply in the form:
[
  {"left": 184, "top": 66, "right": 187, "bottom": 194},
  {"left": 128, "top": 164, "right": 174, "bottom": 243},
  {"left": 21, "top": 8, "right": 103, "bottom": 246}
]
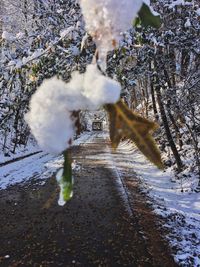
[{"left": 0, "top": 0, "right": 200, "bottom": 188}]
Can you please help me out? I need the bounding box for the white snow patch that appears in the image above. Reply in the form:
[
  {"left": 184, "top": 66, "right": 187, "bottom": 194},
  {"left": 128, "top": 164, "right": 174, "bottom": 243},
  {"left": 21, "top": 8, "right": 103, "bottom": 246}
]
[
  {"left": 0, "top": 138, "right": 39, "bottom": 165},
  {"left": 168, "top": 0, "right": 193, "bottom": 9},
  {"left": 0, "top": 133, "right": 90, "bottom": 191},
  {"left": 25, "top": 78, "right": 75, "bottom": 154},
  {"left": 115, "top": 140, "right": 200, "bottom": 266},
  {"left": 2, "top": 31, "right": 14, "bottom": 41},
  {"left": 16, "top": 32, "right": 25, "bottom": 39},
  {"left": 83, "top": 64, "right": 121, "bottom": 108},
  {"left": 184, "top": 18, "right": 191, "bottom": 28},
  {"left": 79, "top": 0, "right": 143, "bottom": 68},
  {"left": 0, "top": 153, "right": 63, "bottom": 190},
  {"left": 196, "top": 8, "right": 200, "bottom": 16},
  {"left": 72, "top": 132, "right": 93, "bottom": 146},
  {"left": 60, "top": 26, "right": 75, "bottom": 38}
]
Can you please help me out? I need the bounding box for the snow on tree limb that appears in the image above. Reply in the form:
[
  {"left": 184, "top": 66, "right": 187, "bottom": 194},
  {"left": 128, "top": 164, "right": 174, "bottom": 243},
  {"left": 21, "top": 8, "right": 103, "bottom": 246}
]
[{"left": 79, "top": 0, "right": 143, "bottom": 68}]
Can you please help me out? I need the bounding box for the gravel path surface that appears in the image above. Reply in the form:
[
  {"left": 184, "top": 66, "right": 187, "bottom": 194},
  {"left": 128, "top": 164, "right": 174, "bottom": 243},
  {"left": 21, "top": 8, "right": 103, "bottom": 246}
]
[{"left": 0, "top": 133, "right": 177, "bottom": 266}]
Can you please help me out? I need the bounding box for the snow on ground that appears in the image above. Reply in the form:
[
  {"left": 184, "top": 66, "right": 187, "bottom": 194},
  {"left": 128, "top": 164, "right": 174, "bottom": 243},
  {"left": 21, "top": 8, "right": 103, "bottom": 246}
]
[
  {"left": 0, "top": 139, "right": 40, "bottom": 165},
  {"left": 83, "top": 132, "right": 134, "bottom": 216},
  {"left": 0, "top": 152, "right": 63, "bottom": 190},
  {"left": 116, "top": 140, "right": 200, "bottom": 267},
  {"left": 0, "top": 132, "right": 93, "bottom": 190},
  {"left": 72, "top": 132, "right": 94, "bottom": 145},
  {"left": 0, "top": 131, "right": 199, "bottom": 265}
]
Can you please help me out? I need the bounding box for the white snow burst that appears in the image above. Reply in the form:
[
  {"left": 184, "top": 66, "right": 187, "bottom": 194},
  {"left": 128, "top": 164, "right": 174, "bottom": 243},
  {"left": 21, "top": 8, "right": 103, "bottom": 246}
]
[
  {"left": 25, "top": 64, "right": 121, "bottom": 153},
  {"left": 25, "top": 78, "right": 75, "bottom": 154},
  {"left": 79, "top": 0, "right": 143, "bottom": 66},
  {"left": 83, "top": 64, "right": 121, "bottom": 108},
  {"left": 25, "top": 0, "right": 142, "bottom": 153}
]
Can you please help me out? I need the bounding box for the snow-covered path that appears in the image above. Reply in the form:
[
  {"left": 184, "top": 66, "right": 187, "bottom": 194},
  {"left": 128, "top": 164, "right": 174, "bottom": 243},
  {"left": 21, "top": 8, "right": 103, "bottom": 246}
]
[
  {"left": 0, "top": 132, "right": 176, "bottom": 267},
  {"left": 0, "top": 132, "right": 199, "bottom": 266}
]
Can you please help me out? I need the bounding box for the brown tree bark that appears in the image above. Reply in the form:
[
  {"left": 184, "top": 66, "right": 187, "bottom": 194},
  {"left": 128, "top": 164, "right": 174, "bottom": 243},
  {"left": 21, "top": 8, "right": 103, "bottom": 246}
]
[
  {"left": 149, "top": 62, "right": 158, "bottom": 119},
  {"left": 163, "top": 68, "right": 183, "bottom": 150},
  {"left": 154, "top": 74, "right": 183, "bottom": 172}
]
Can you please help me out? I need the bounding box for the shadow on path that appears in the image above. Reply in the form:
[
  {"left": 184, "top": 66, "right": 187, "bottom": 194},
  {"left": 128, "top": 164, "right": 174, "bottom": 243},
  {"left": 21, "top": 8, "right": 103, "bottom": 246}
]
[{"left": 0, "top": 135, "right": 177, "bottom": 266}]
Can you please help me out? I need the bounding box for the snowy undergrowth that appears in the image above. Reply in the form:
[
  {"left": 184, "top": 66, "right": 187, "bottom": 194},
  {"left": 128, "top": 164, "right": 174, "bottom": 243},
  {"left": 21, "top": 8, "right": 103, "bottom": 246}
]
[
  {"left": 0, "top": 153, "right": 62, "bottom": 190},
  {"left": 117, "top": 140, "right": 200, "bottom": 266},
  {"left": 0, "top": 137, "right": 39, "bottom": 164}
]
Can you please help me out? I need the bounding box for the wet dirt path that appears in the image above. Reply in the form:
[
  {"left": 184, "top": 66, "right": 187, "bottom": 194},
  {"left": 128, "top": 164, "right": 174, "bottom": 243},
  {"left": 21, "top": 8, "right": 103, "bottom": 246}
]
[{"left": 0, "top": 134, "right": 177, "bottom": 267}]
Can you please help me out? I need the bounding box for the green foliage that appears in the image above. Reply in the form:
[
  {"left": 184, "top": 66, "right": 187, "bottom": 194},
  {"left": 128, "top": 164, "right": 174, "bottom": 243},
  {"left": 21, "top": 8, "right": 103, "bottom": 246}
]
[
  {"left": 57, "top": 151, "right": 73, "bottom": 202},
  {"left": 135, "top": 3, "right": 161, "bottom": 29},
  {"left": 62, "top": 151, "right": 73, "bottom": 201}
]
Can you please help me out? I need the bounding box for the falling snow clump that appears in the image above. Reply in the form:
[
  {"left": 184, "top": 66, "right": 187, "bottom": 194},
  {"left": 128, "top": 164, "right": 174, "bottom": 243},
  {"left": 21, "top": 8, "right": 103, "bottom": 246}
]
[
  {"left": 25, "top": 78, "right": 75, "bottom": 154},
  {"left": 25, "top": 64, "right": 121, "bottom": 154},
  {"left": 83, "top": 64, "right": 121, "bottom": 108}
]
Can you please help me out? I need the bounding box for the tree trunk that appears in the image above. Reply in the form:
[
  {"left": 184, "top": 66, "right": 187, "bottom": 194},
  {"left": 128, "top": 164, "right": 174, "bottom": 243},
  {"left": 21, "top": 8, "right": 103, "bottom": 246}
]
[
  {"left": 149, "top": 62, "right": 158, "bottom": 119},
  {"left": 181, "top": 49, "right": 190, "bottom": 78},
  {"left": 163, "top": 68, "right": 183, "bottom": 150},
  {"left": 154, "top": 76, "right": 183, "bottom": 172}
]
